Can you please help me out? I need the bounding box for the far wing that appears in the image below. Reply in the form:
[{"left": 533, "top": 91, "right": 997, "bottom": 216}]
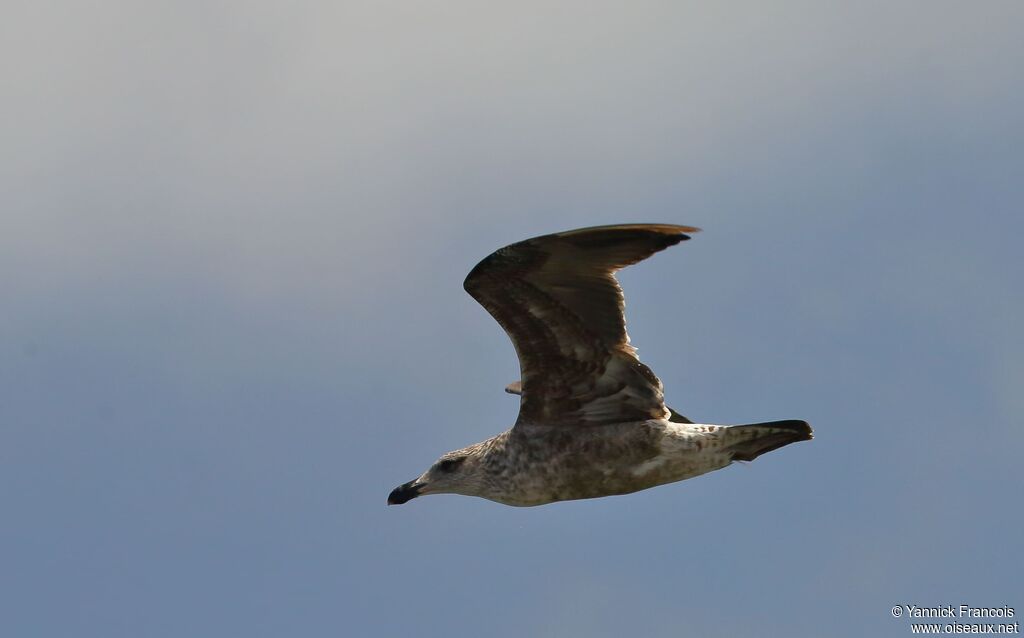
[{"left": 506, "top": 377, "right": 693, "bottom": 424}]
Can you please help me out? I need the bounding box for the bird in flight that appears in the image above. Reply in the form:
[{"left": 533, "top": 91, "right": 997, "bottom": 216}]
[{"left": 388, "top": 224, "right": 811, "bottom": 507}]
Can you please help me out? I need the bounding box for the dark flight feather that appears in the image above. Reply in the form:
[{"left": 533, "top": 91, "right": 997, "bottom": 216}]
[{"left": 464, "top": 224, "right": 698, "bottom": 427}]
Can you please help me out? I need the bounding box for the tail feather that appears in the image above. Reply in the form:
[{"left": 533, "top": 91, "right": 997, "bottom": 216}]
[{"left": 726, "top": 420, "right": 813, "bottom": 462}]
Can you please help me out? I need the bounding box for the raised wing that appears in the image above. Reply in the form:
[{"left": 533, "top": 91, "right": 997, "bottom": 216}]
[{"left": 464, "top": 223, "right": 698, "bottom": 426}]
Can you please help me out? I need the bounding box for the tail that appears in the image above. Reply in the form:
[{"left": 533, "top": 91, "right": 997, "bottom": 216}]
[{"left": 725, "top": 420, "right": 813, "bottom": 462}]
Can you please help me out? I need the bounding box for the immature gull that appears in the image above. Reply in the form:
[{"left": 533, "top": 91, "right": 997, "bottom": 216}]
[{"left": 388, "top": 224, "right": 812, "bottom": 507}]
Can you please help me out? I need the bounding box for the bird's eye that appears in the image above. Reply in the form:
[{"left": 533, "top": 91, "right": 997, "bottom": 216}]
[{"left": 437, "top": 457, "right": 465, "bottom": 473}]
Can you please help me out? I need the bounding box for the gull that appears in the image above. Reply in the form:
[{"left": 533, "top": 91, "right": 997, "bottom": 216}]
[{"left": 388, "top": 224, "right": 811, "bottom": 507}]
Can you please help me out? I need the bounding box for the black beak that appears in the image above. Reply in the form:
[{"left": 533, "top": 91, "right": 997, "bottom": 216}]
[{"left": 387, "top": 480, "right": 423, "bottom": 505}]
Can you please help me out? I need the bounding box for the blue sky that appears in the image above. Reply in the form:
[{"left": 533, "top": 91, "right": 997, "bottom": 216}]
[{"left": 2, "top": 2, "right": 1022, "bottom": 636}]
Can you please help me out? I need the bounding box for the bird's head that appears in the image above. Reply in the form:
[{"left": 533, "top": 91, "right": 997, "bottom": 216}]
[{"left": 387, "top": 446, "right": 488, "bottom": 505}]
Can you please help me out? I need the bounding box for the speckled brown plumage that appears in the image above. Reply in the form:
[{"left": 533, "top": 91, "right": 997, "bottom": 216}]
[{"left": 387, "top": 224, "right": 812, "bottom": 507}]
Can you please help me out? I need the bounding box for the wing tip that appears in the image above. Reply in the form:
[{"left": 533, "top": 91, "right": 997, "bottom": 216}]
[
  {"left": 463, "top": 223, "right": 700, "bottom": 292},
  {"left": 555, "top": 223, "right": 700, "bottom": 255},
  {"left": 556, "top": 223, "right": 701, "bottom": 238},
  {"left": 654, "top": 225, "right": 699, "bottom": 249}
]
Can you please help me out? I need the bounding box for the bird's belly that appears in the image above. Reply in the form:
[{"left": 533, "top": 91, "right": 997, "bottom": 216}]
[
  {"left": 619, "top": 452, "right": 730, "bottom": 491},
  {"left": 496, "top": 423, "right": 731, "bottom": 506}
]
